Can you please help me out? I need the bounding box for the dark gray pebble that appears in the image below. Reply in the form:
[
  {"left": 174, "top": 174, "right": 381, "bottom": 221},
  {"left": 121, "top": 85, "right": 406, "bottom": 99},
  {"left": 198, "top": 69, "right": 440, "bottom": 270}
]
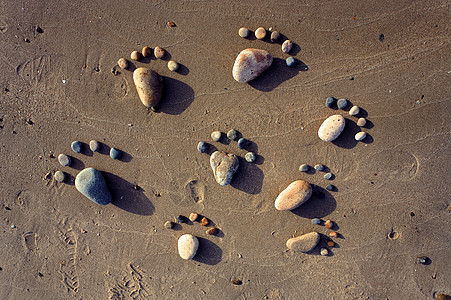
[
  {"left": 337, "top": 98, "right": 348, "bottom": 109},
  {"left": 325, "top": 97, "right": 335, "bottom": 108},
  {"left": 197, "top": 141, "right": 208, "bottom": 153},
  {"left": 177, "top": 215, "right": 188, "bottom": 223},
  {"left": 58, "top": 154, "right": 71, "bottom": 166},
  {"left": 237, "top": 138, "right": 249, "bottom": 149},
  {"left": 314, "top": 164, "right": 325, "bottom": 171},
  {"left": 227, "top": 129, "right": 238, "bottom": 141},
  {"left": 299, "top": 164, "right": 309, "bottom": 172},
  {"left": 71, "top": 141, "right": 82, "bottom": 153},
  {"left": 326, "top": 184, "right": 334, "bottom": 191},
  {"left": 110, "top": 148, "right": 122, "bottom": 159}
]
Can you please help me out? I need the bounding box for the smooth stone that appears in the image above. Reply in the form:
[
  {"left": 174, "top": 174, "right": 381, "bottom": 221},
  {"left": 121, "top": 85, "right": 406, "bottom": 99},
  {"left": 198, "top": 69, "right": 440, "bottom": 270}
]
[
  {"left": 349, "top": 105, "right": 360, "bottom": 116},
  {"left": 275, "top": 180, "right": 312, "bottom": 211},
  {"left": 326, "top": 184, "right": 334, "bottom": 191},
  {"left": 286, "top": 232, "right": 320, "bottom": 252},
  {"left": 168, "top": 60, "right": 179, "bottom": 71},
  {"left": 312, "top": 218, "right": 321, "bottom": 225},
  {"left": 282, "top": 40, "right": 293, "bottom": 53},
  {"left": 237, "top": 138, "right": 249, "bottom": 149},
  {"left": 71, "top": 141, "right": 82, "bottom": 153},
  {"left": 227, "top": 129, "right": 238, "bottom": 140},
  {"left": 286, "top": 57, "right": 296, "bottom": 67},
  {"left": 130, "top": 50, "right": 142, "bottom": 61},
  {"left": 189, "top": 213, "right": 199, "bottom": 222},
  {"left": 328, "top": 241, "right": 335, "bottom": 247},
  {"left": 232, "top": 48, "right": 273, "bottom": 83},
  {"left": 210, "top": 151, "right": 240, "bottom": 186},
  {"left": 117, "top": 58, "right": 128, "bottom": 69},
  {"left": 255, "top": 27, "right": 266, "bottom": 39},
  {"left": 245, "top": 152, "right": 256, "bottom": 163},
  {"left": 133, "top": 67, "right": 163, "bottom": 108},
  {"left": 75, "top": 168, "right": 112, "bottom": 205},
  {"left": 357, "top": 117, "right": 367, "bottom": 127},
  {"left": 197, "top": 141, "right": 208, "bottom": 153},
  {"left": 178, "top": 234, "right": 199, "bottom": 260},
  {"left": 325, "top": 97, "right": 335, "bottom": 108},
  {"left": 110, "top": 148, "right": 122, "bottom": 159},
  {"left": 337, "top": 98, "right": 348, "bottom": 109},
  {"left": 416, "top": 256, "right": 428, "bottom": 264},
  {"left": 142, "top": 46, "right": 152, "bottom": 58},
  {"left": 211, "top": 131, "right": 222, "bottom": 142},
  {"left": 164, "top": 221, "right": 173, "bottom": 229},
  {"left": 238, "top": 27, "right": 249, "bottom": 38},
  {"left": 199, "top": 217, "right": 209, "bottom": 226},
  {"left": 325, "top": 220, "right": 333, "bottom": 229},
  {"left": 355, "top": 131, "right": 367, "bottom": 141},
  {"left": 206, "top": 227, "right": 218, "bottom": 235},
  {"left": 324, "top": 172, "right": 333, "bottom": 180},
  {"left": 318, "top": 115, "right": 346, "bottom": 142},
  {"left": 54, "top": 171, "right": 65, "bottom": 182},
  {"left": 58, "top": 154, "right": 71, "bottom": 166},
  {"left": 154, "top": 46, "right": 165, "bottom": 59},
  {"left": 270, "top": 31, "right": 280, "bottom": 42},
  {"left": 329, "top": 231, "right": 338, "bottom": 238},
  {"left": 314, "top": 164, "right": 324, "bottom": 171},
  {"left": 89, "top": 140, "right": 100, "bottom": 152},
  {"left": 177, "top": 215, "right": 188, "bottom": 223},
  {"left": 320, "top": 248, "right": 329, "bottom": 256},
  {"left": 299, "top": 164, "right": 309, "bottom": 172}
]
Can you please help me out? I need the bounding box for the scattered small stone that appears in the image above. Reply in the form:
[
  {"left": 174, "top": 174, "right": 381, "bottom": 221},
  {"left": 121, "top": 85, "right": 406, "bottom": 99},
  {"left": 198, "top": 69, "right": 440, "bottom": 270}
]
[
  {"left": 75, "top": 168, "right": 112, "bottom": 205},
  {"left": 178, "top": 234, "right": 199, "bottom": 260},
  {"left": 349, "top": 105, "right": 360, "bottom": 116},
  {"left": 210, "top": 151, "right": 239, "bottom": 186},
  {"left": 326, "top": 184, "right": 334, "bottom": 191},
  {"left": 320, "top": 248, "right": 329, "bottom": 256},
  {"left": 355, "top": 132, "right": 367, "bottom": 141},
  {"left": 11, "top": 225, "right": 16, "bottom": 229},
  {"left": 299, "top": 164, "right": 309, "bottom": 172},
  {"left": 117, "top": 58, "right": 128, "bottom": 69},
  {"left": 227, "top": 129, "right": 238, "bottom": 140},
  {"left": 231, "top": 279, "right": 242, "bottom": 285},
  {"left": 26, "top": 118, "right": 34, "bottom": 125},
  {"left": 164, "top": 221, "right": 173, "bottom": 229},
  {"left": 238, "top": 27, "right": 250, "bottom": 38},
  {"left": 133, "top": 68, "right": 163, "bottom": 108},
  {"left": 245, "top": 152, "right": 256, "bottom": 163},
  {"left": 167, "top": 60, "right": 179, "bottom": 71},
  {"left": 325, "top": 220, "right": 333, "bottom": 229},
  {"left": 189, "top": 213, "right": 199, "bottom": 222},
  {"left": 327, "top": 240, "right": 335, "bottom": 247},
  {"left": 314, "top": 164, "right": 325, "bottom": 171},
  {"left": 89, "top": 140, "right": 100, "bottom": 152},
  {"left": 35, "top": 26, "right": 44, "bottom": 33},
  {"left": 325, "top": 97, "right": 335, "bottom": 108},
  {"left": 197, "top": 141, "right": 208, "bottom": 153},
  {"left": 436, "top": 294, "right": 451, "bottom": 300},
  {"left": 71, "top": 141, "right": 82, "bottom": 153},
  {"left": 237, "top": 138, "right": 249, "bottom": 149},
  {"left": 282, "top": 40, "right": 293, "bottom": 53},
  {"left": 110, "top": 148, "right": 122, "bottom": 160},
  {"left": 133, "top": 185, "right": 140, "bottom": 190},
  {"left": 232, "top": 48, "right": 273, "bottom": 83},
  {"left": 24, "top": 38, "right": 30, "bottom": 43},
  {"left": 206, "top": 227, "right": 218, "bottom": 235},
  {"left": 58, "top": 154, "right": 71, "bottom": 166},
  {"left": 177, "top": 215, "right": 188, "bottom": 223},
  {"left": 270, "top": 31, "right": 280, "bottom": 42},
  {"left": 357, "top": 118, "right": 366, "bottom": 127},
  {"left": 286, "top": 57, "right": 296, "bottom": 67},
  {"left": 286, "top": 232, "right": 320, "bottom": 252},
  {"left": 111, "top": 66, "right": 119, "bottom": 75},
  {"left": 211, "top": 131, "right": 222, "bottom": 142},
  {"left": 318, "top": 115, "right": 345, "bottom": 142},
  {"left": 142, "top": 46, "right": 152, "bottom": 58},
  {"left": 130, "top": 50, "right": 142, "bottom": 61},
  {"left": 337, "top": 98, "right": 348, "bottom": 109},
  {"left": 329, "top": 231, "right": 338, "bottom": 237},
  {"left": 324, "top": 172, "right": 333, "bottom": 180},
  {"left": 167, "top": 21, "right": 176, "bottom": 27},
  {"left": 48, "top": 153, "right": 55, "bottom": 158},
  {"left": 416, "top": 256, "right": 428, "bottom": 264},
  {"left": 311, "top": 218, "right": 321, "bottom": 225},
  {"left": 199, "top": 217, "right": 209, "bottom": 226},
  {"left": 255, "top": 27, "right": 266, "bottom": 39},
  {"left": 54, "top": 171, "right": 65, "bottom": 182},
  {"left": 275, "top": 180, "right": 312, "bottom": 211},
  {"left": 154, "top": 46, "right": 165, "bottom": 59}
]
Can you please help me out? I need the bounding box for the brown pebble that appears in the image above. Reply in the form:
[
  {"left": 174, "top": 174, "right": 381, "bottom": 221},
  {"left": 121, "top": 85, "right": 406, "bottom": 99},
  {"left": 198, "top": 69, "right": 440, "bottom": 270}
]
[
  {"left": 117, "top": 58, "right": 128, "bottom": 69},
  {"left": 189, "top": 213, "right": 199, "bottom": 222},
  {"left": 154, "top": 46, "right": 165, "bottom": 59},
  {"left": 270, "top": 31, "right": 280, "bottom": 42},
  {"left": 231, "top": 279, "right": 242, "bottom": 285},
  {"left": 255, "top": 27, "right": 266, "bottom": 39},
  {"left": 329, "top": 231, "right": 338, "bottom": 238},
  {"left": 167, "top": 21, "right": 176, "bottom": 27},
  {"left": 206, "top": 227, "right": 218, "bottom": 235},
  {"left": 325, "top": 220, "right": 333, "bottom": 229},
  {"left": 142, "top": 46, "right": 152, "bottom": 58},
  {"left": 131, "top": 50, "right": 142, "bottom": 61},
  {"left": 199, "top": 217, "right": 209, "bottom": 226},
  {"left": 327, "top": 240, "right": 335, "bottom": 247}
]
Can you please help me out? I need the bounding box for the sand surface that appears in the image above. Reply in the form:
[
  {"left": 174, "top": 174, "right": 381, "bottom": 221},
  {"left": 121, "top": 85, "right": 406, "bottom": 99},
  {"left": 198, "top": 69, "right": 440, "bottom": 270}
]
[{"left": 0, "top": 0, "right": 450, "bottom": 299}]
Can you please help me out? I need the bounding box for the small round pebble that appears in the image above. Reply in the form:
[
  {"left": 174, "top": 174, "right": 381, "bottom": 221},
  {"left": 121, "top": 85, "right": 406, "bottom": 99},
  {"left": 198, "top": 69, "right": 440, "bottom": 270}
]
[
  {"left": 286, "top": 57, "right": 296, "bottom": 67},
  {"left": 197, "top": 141, "right": 208, "bottom": 153},
  {"left": 357, "top": 118, "right": 367, "bottom": 127},
  {"left": 206, "top": 227, "right": 218, "bottom": 235},
  {"left": 355, "top": 132, "right": 367, "bottom": 141},
  {"left": 320, "top": 248, "right": 329, "bottom": 256},
  {"left": 211, "top": 131, "right": 222, "bottom": 142},
  {"left": 142, "top": 46, "right": 152, "bottom": 58},
  {"left": 349, "top": 105, "right": 360, "bottom": 116},
  {"left": 238, "top": 27, "right": 250, "bottom": 38},
  {"left": 200, "top": 217, "right": 209, "bottom": 226},
  {"left": 337, "top": 98, "right": 348, "bottom": 109},
  {"left": 281, "top": 40, "right": 293, "bottom": 53},
  {"left": 58, "top": 154, "right": 71, "bottom": 166},
  {"left": 227, "top": 129, "right": 238, "bottom": 141},
  {"left": 189, "top": 213, "right": 199, "bottom": 222},
  {"left": 54, "top": 171, "right": 65, "bottom": 182},
  {"left": 117, "top": 58, "right": 128, "bottom": 69},
  {"left": 130, "top": 50, "right": 142, "bottom": 61},
  {"left": 177, "top": 215, "right": 188, "bottom": 223},
  {"left": 329, "top": 231, "right": 338, "bottom": 238},
  {"left": 270, "top": 31, "right": 280, "bottom": 42},
  {"left": 89, "top": 140, "right": 100, "bottom": 152},
  {"left": 237, "top": 138, "right": 249, "bottom": 149},
  {"left": 326, "top": 184, "right": 334, "bottom": 191},
  {"left": 416, "top": 256, "right": 428, "bottom": 264},
  {"left": 299, "top": 164, "right": 309, "bottom": 172},
  {"left": 325, "top": 220, "right": 333, "bottom": 229},
  {"left": 245, "top": 152, "right": 256, "bottom": 163},
  {"left": 109, "top": 148, "right": 122, "bottom": 160},
  {"left": 325, "top": 96, "right": 335, "bottom": 108},
  {"left": 311, "top": 218, "right": 321, "bottom": 225},
  {"left": 71, "top": 141, "right": 82, "bottom": 153},
  {"left": 324, "top": 172, "right": 333, "bottom": 180},
  {"left": 255, "top": 27, "right": 266, "bottom": 39},
  {"left": 154, "top": 46, "right": 165, "bottom": 59},
  {"left": 327, "top": 240, "right": 335, "bottom": 247},
  {"left": 164, "top": 221, "right": 173, "bottom": 229},
  {"left": 167, "top": 60, "right": 179, "bottom": 71},
  {"left": 314, "top": 164, "right": 325, "bottom": 171}
]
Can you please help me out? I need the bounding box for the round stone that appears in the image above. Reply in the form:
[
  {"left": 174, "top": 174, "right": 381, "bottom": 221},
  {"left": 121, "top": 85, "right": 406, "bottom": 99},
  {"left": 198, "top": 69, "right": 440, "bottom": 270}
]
[
  {"left": 275, "top": 180, "right": 312, "bottom": 211},
  {"left": 320, "top": 248, "right": 329, "bottom": 256},
  {"left": 314, "top": 164, "right": 324, "bottom": 171},
  {"left": 167, "top": 60, "right": 179, "bottom": 71},
  {"left": 142, "top": 46, "right": 152, "bottom": 57},
  {"left": 200, "top": 217, "right": 209, "bottom": 226},
  {"left": 357, "top": 117, "right": 367, "bottom": 127},
  {"left": 154, "top": 46, "right": 165, "bottom": 59},
  {"left": 270, "top": 31, "right": 280, "bottom": 42},
  {"left": 329, "top": 231, "right": 338, "bottom": 237},
  {"left": 177, "top": 215, "right": 188, "bottom": 223},
  {"left": 318, "top": 115, "right": 346, "bottom": 142},
  {"left": 75, "top": 168, "right": 112, "bottom": 205},
  {"left": 255, "top": 27, "right": 266, "bottom": 39},
  {"left": 282, "top": 40, "right": 293, "bottom": 53},
  {"left": 337, "top": 98, "right": 348, "bottom": 109},
  {"left": 325, "top": 97, "right": 335, "bottom": 108},
  {"left": 197, "top": 141, "right": 208, "bottom": 153},
  {"left": 189, "top": 213, "right": 199, "bottom": 222},
  {"left": 238, "top": 27, "right": 250, "bottom": 38},
  {"left": 117, "top": 58, "right": 128, "bottom": 69},
  {"left": 286, "top": 232, "right": 320, "bottom": 252},
  {"left": 237, "top": 138, "right": 249, "bottom": 149},
  {"left": 178, "top": 234, "right": 199, "bottom": 260},
  {"left": 58, "top": 154, "right": 71, "bottom": 166},
  {"left": 324, "top": 172, "right": 333, "bottom": 180},
  {"left": 349, "top": 105, "right": 360, "bottom": 116},
  {"left": 245, "top": 152, "right": 256, "bottom": 163},
  {"left": 299, "top": 164, "right": 309, "bottom": 172},
  {"left": 130, "top": 50, "right": 142, "bottom": 61},
  {"left": 286, "top": 57, "right": 296, "bottom": 67},
  {"left": 227, "top": 129, "right": 238, "bottom": 140},
  {"left": 54, "top": 171, "right": 65, "bottom": 182},
  {"left": 110, "top": 148, "right": 122, "bottom": 160},
  {"left": 211, "top": 131, "right": 222, "bottom": 142},
  {"left": 71, "top": 141, "right": 82, "bottom": 153},
  {"left": 325, "top": 220, "right": 333, "bottom": 229},
  {"left": 327, "top": 241, "right": 335, "bottom": 247},
  {"left": 326, "top": 184, "right": 334, "bottom": 191},
  {"left": 89, "top": 140, "right": 100, "bottom": 152},
  {"left": 164, "top": 221, "right": 173, "bottom": 229},
  {"left": 416, "top": 256, "right": 428, "bottom": 264},
  {"left": 312, "top": 218, "right": 321, "bottom": 225},
  {"left": 355, "top": 132, "right": 367, "bottom": 141}
]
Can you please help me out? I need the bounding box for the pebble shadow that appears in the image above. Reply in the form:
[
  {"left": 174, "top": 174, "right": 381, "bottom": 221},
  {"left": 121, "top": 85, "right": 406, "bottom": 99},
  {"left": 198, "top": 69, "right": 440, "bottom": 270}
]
[
  {"left": 193, "top": 237, "right": 222, "bottom": 265},
  {"left": 230, "top": 156, "right": 264, "bottom": 194},
  {"left": 158, "top": 76, "right": 194, "bottom": 115},
  {"left": 307, "top": 233, "right": 335, "bottom": 256},
  {"left": 70, "top": 157, "right": 85, "bottom": 170},
  {"left": 332, "top": 118, "right": 359, "bottom": 149},
  {"left": 117, "top": 150, "right": 133, "bottom": 163},
  {"left": 64, "top": 173, "right": 75, "bottom": 185},
  {"left": 291, "top": 185, "right": 336, "bottom": 218}
]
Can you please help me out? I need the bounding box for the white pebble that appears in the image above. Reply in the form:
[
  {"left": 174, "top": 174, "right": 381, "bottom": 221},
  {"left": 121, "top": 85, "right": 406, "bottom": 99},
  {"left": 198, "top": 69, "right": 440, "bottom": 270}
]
[
  {"left": 178, "top": 234, "right": 199, "bottom": 260},
  {"left": 211, "top": 131, "right": 221, "bottom": 142},
  {"left": 318, "top": 115, "right": 346, "bottom": 142},
  {"left": 167, "top": 60, "right": 179, "bottom": 71},
  {"left": 355, "top": 132, "right": 367, "bottom": 141},
  {"left": 349, "top": 106, "right": 360, "bottom": 116}
]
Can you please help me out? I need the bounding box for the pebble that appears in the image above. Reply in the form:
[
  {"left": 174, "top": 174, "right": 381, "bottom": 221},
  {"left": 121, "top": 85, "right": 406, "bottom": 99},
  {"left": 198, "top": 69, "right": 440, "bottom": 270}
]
[
  {"left": 327, "top": 240, "right": 335, "bottom": 247},
  {"left": 178, "top": 234, "right": 199, "bottom": 260},
  {"left": 232, "top": 48, "right": 273, "bottom": 83},
  {"left": 299, "top": 164, "right": 309, "bottom": 172},
  {"left": 437, "top": 294, "right": 451, "bottom": 300},
  {"left": 237, "top": 138, "right": 249, "bottom": 149},
  {"left": 89, "top": 140, "right": 100, "bottom": 152},
  {"left": 142, "top": 46, "right": 152, "bottom": 58},
  {"left": 318, "top": 115, "right": 346, "bottom": 142},
  {"left": 227, "top": 129, "right": 238, "bottom": 140},
  {"left": 231, "top": 279, "right": 242, "bottom": 285},
  {"left": 71, "top": 141, "right": 82, "bottom": 153},
  {"left": 167, "top": 60, "right": 179, "bottom": 71},
  {"left": 325, "top": 220, "right": 333, "bottom": 229},
  {"left": 337, "top": 98, "right": 348, "bottom": 109},
  {"left": 255, "top": 27, "right": 266, "bottom": 39},
  {"left": 324, "top": 172, "right": 333, "bottom": 180},
  {"left": 238, "top": 27, "right": 250, "bottom": 38},
  {"left": 329, "top": 231, "right": 338, "bottom": 238},
  {"left": 54, "top": 171, "right": 65, "bottom": 182},
  {"left": 117, "top": 58, "right": 128, "bottom": 69},
  {"left": 320, "top": 248, "right": 329, "bottom": 256},
  {"left": 311, "top": 218, "right": 321, "bottom": 225},
  {"left": 177, "top": 215, "right": 188, "bottom": 223},
  {"left": 211, "top": 131, "right": 222, "bottom": 142},
  {"left": 130, "top": 50, "right": 142, "bottom": 61},
  {"left": 167, "top": 21, "right": 176, "bottom": 27},
  {"left": 189, "top": 213, "right": 199, "bottom": 222},
  {"left": 325, "top": 97, "right": 335, "bottom": 108},
  {"left": 58, "top": 154, "right": 71, "bottom": 166},
  {"left": 314, "top": 164, "right": 325, "bottom": 171},
  {"left": 349, "top": 105, "right": 360, "bottom": 116},
  {"left": 210, "top": 151, "right": 239, "bottom": 186},
  {"left": 164, "top": 221, "right": 173, "bottom": 229},
  {"left": 286, "top": 57, "right": 296, "bottom": 67},
  {"left": 416, "top": 256, "right": 428, "bottom": 264},
  {"left": 154, "top": 46, "right": 165, "bottom": 59},
  {"left": 10, "top": 224, "right": 16, "bottom": 229},
  {"left": 282, "top": 40, "right": 293, "bottom": 53},
  {"left": 270, "top": 31, "right": 280, "bottom": 42},
  {"left": 355, "top": 131, "right": 367, "bottom": 141},
  {"left": 286, "top": 232, "right": 320, "bottom": 252},
  {"left": 75, "top": 168, "right": 112, "bottom": 205},
  {"left": 357, "top": 117, "right": 366, "bottom": 127},
  {"left": 245, "top": 152, "right": 256, "bottom": 163},
  {"left": 133, "top": 67, "right": 163, "bottom": 108},
  {"left": 200, "top": 217, "right": 209, "bottom": 226},
  {"left": 275, "top": 180, "right": 312, "bottom": 211},
  {"left": 110, "top": 148, "right": 122, "bottom": 160},
  {"left": 326, "top": 184, "right": 334, "bottom": 191},
  {"left": 197, "top": 141, "right": 208, "bottom": 153},
  {"left": 206, "top": 227, "right": 218, "bottom": 235}
]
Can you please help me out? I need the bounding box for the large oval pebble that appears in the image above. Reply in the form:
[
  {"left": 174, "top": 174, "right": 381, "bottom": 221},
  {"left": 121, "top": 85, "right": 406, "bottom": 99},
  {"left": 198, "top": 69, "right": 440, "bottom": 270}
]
[
  {"left": 178, "top": 234, "right": 199, "bottom": 260},
  {"left": 210, "top": 151, "right": 240, "bottom": 186},
  {"left": 275, "top": 180, "right": 312, "bottom": 211},
  {"left": 232, "top": 48, "right": 273, "bottom": 83},
  {"left": 286, "top": 232, "right": 320, "bottom": 252},
  {"left": 133, "top": 68, "right": 163, "bottom": 108},
  {"left": 318, "top": 115, "right": 345, "bottom": 142},
  {"left": 75, "top": 168, "right": 112, "bottom": 205}
]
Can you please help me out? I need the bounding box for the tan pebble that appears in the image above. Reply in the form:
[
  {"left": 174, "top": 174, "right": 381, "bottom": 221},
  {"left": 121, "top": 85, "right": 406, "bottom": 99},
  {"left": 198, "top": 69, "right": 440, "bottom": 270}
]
[
  {"left": 282, "top": 40, "right": 293, "bottom": 53},
  {"left": 349, "top": 105, "right": 360, "bottom": 116},
  {"left": 329, "top": 231, "right": 338, "bottom": 238},
  {"left": 255, "top": 27, "right": 266, "bottom": 39},
  {"left": 270, "top": 31, "right": 280, "bottom": 42},
  {"left": 206, "top": 227, "right": 218, "bottom": 235},
  {"left": 154, "top": 46, "right": 165, "bottom": 59},
  {"left": 325, "top": 220, "right": 333, "bottom": 229},
  {"left": 167, "top": 60, "right": 179, "bottom": 71},
  {"left": 117, "top": 58, "right": 128, "bottom": 69},
  {"left": 286, "top": 232, "right": 320, "bottom": 252},
  {"left": 327, "top": 240, "right": 335, "bottom": 247},
  {"left": 318, "top": 115, "right": 346, "bottom": 142},
  {"left": 200, "top": 217, "right": 209, "bottom": 226},
  {"left": 320, "top": 248, "right": 329, "bottom": 256},
  {"left": 275, "top": 180, "right": 312, "bottom": 211},
  {"left": 189, "top": 213, "right": 199, "bottom": 222},
  {"left": 133, "top": 67, "right": 163, "bottom": 108},
  {"left": 238, "top": 27, "right": 250, "bottom": 38},
  {"left": 167, "top": 21, "right": 176, "bottom": 27},
  {"left": 357, "top": 117, "right": 366, "bottom": 127},
  {"left": 232, "top": 48, "right": 273, "bottom": 83},
  {"left": 131, "top": 50, "right": 142, "bottom": 61},
  {"left": 142, "top": 46, "right": 152, "bottom": 57},
  {"left": 355, "top": 131, "right": 367, "bottom": 141}
]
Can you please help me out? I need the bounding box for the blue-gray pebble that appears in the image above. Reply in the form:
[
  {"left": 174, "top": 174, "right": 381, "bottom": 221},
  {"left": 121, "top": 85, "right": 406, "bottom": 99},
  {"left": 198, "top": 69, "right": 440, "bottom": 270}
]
[
  {"left": 71, "top": 141, "right": 82, "bottom": 153},
  {"left": 237, "top": 138, "right": 249, "bottom": 149},
  {"left": 314, "top": 164, "right": 324, "bottom": 171},
  {"left": 312, "top": 218, "right": 321, "bottom": 225},
  {"left": 324, "top": 172, "right": 333, "bottom": 180},
  {"left": 197, "top": 141, "right": 208, "bottom": 153},
  {"left": 325, "top": 97, "right": 335, "bottom": 108},
  {"left": 110, "top": 148, "right": 122, "bottom": 159},
  {"left": 326, "top": 184, "right": 334, "bottom": 191},
  {"left": 227, "top": 129, "right": 238, "bottom": 141},
  {"left": 337, "top": 98, "right": 348, "bottom": 109},
  {"left": 75, "top": 168, "right": 112, "bottom": 205},
  {"left": 245, "top": 152, "right": 256, "bottom": 163},
  {"left": 286, "top": 57, "right": 296, "bottom": 67},
  {"left": 58, "top": 154, "right": 71, "bottom": 166},
  {"left": 299, "top": 164, "right": 309, "bottom": 172}
]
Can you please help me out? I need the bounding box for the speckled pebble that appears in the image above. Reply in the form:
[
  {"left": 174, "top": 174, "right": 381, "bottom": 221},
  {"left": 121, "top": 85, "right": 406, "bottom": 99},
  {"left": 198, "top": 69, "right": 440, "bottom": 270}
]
[
  {"left": 89, "top": 140, "right": 100, "bottom": 152},
  {"left": 206, "top": 227, "right": 218, "bottom": 235},
  {"left": 416, "top": 256, "right": 428, "bottom": 264},
  {"left": 177, "top": 215, "right": 188, "bottom": 223},
  {"left": 197, "top": 141, "right": 208, "bottom": 153},
  {"left": 324, "top": 172, "right": 333, "bottom": 180},
  {"left": 211, "top": 131, "right": 222, "bottom": 142},
  {"left": 325, "top": 97, "right": 335, "bottom": 108},
  {"left": 58, "top": 154, "right": 71, "bottom": 166},
  {"left": 200, "top": 217, "right": 209, "bottom": 226},
  {"left": 349, "top": 105, "right": 360, "bottom": 116},
  {"left": 270, "top": 31, "right": 280, "bottom": 42},
  {"left": 130, "top": 50, "right": 142, "bottom": 61},
  {"left": 318, "top": 115, "right": 346, "bottom": 142},
  {"left": 237, "top": 138, "right": 249, "bottom": 149},
  {"left": 355, "top": 131, "right": 367, "bottom": 141},
  {"left": 325, "top": 220, "right": 333, "bottom": 229},
  {"left": 110, "top": 148, "right": 122, "bottom": 160},
  {"left": 314, "top": 164, "right": 324, "bottom": 171},
  {"left": 286, "top": 57, "right": 296, "bottom": 67},
  {"left": 282, "top": 40, "right": 293, "bottom": 53},
  {"left": 337, "top": 98, "right": 348, "bottom": 109},
  {"left": 210, "top": 151, "right": 239, "bottom": 186},
  {"left": 142, "top": 46, "right": 152, "bottom": 58},
  {"left": 232, "top": 48, "right": 273, "bottom": 83},
  {"left": 326, "top": 184, "right": 334, "bottom": 191},
  {"left": 299, "top": 164, "right": 309, "bottom": 172},
  {"left": 164, "top": 221, "right": 173, "bottom": 229},
  {"left": 117, "top": 58, "right": 128, "bottom": 69},
  {"left": 320, "top": 248, "right": 329, "bottom": 256},
  {"left": 227, "top": 129, "right": 238, "bottom": 140},
  {"left": 168, "top": 60, "right": 179, "bottom": 71},
  {"left": 189, "top": 213, "right": 199, "bottom": 222},
  {"left": 286, "top": 232, "right": 320, "bottom": 252},
  {"left": 154, "top": 46, "right": 165, "bottom": 59},
  {"left": 238, "top": 27, "right": 250, "bottom": 38},
  {"left": 71, "top": 141, "right": 82, "bottom": 153},
  {"left": 255, "top": 27, "right": 266, "bottom": 39},
  {"left": 357, "top": 118, "right": 367, "bottom": 127},
  {"left": 178, "top": 234, "right": 199, "bottom": 260},
  {"left": 245, "top": 152, "right": 256, "bottom": 163},
  {"left": 54, "top": 171, "right": 65, "bottom": 182},
  {"left": 312, "top": 218, "right": 321, "bottom": 225}
]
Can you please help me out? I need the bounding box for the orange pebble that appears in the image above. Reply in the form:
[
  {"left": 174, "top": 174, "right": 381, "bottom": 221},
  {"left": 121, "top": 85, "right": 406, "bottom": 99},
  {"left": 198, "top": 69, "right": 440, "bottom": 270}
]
[
  {"left": 329, "top": 231, "right": 338, "bottom": 238},
  {"left": 200, "top": 217, "right": 209, "bottom": 226},
  {"left": 327, "top": 241, "right": 335, "bottom": 247},
  {"left": 206, "top": 227, "right": 217, "bottom": 235},
  {"left": 325, "top": 220, "right": 333, "bottom": 229}
]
